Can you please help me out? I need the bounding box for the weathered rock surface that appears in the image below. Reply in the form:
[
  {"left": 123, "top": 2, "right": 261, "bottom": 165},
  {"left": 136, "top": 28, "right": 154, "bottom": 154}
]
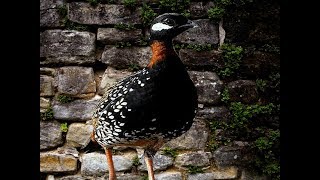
[
  {"left": 66, "top": 123, "right": 94, "bottom": 148},
  {"left": 175, "top": 151, "right": 211, "bottom": 167},
  {"left": 97, "top": 28, "right": 142, "bottom": 44},
  {"left": 40, "top": 75, "right": 54, "bottom": 97},
  {"left": 189, "top": 1, "right": 215, "bottom": 19},
  {"left": 40, "top": 151, "right": 78, "bottom": 173},
  {"left": 40, "top": 97, "right": 51, "bottom": 109},
  {"left": 40, "top": 120, "right": 64, "bottom": 150},
  {"left": 188, "top": 167, "right": 238, "bottom": 180},
  {"left": 40, "top": 30, "right": 95, "bottom": 57},
  {"left": 197, "top": 106, "right": 230, "bottom": 121},
  {"left": 42, "top": 56, "right": 96, "bottom": 65},
  {"left": 187, "top": 173, "right": 215, "bottom": 180},
  {"left": 223, "top": 0, "right": 280, "bottom": 45},
  {"left": 242, "top": 51, "right": 280, "bottom": 77},
  {"left": 81, "top": 152, "right": 133, "bottom": 176},
  {"left": 213, "top": 146, "right": 243, "bottom": 167},
  {"left": 68, "top": 2, "right": 142, "bottom": 25},
  {"left": 188, "top": 71, "right": 224, "bottom": 105},
  {"left": 98, "top": 67, "right": 134, "bottom": 96},
  {"left": 164, "top": 119, "right": 209, "bottom": 150},
  {"left": 55, "top": 175, "right": 86, "bottom": 180},
  {"left": 55, "top": 66, "right": 96, "bottom": 96},
  {"left": 212, "top": 167, "right": 239, "bottom": 179},
  {"left": 115, "top": 174, "right": 144, "bottom": 180},
  {"left": 101, "top": 46, "right": 151, "bottom": 69},
  {"left": 174, "top": 19, "right": 219, "bottom": 46},
  {"left": 138, "top": 152, "right": 174, "bottom": 171},
  {"left": 40, "top": 0, "right": 64, "bottom": 27},
  {"left": 155, "top": 172, "right": 182, "bottom": 180},
  {"left": 52, "top": 96, "right": 100, "bottom": 121},
  {"left": 40, "top": 67, "right": 56, "bottom": 76},
  {"left": 179, "top": 49, "right": 223, "bottom": 68},
  {"left": 240, "top": 169, "right": 268, "bottom": 180},
  {"left": 226, "top": 80, "right": 258, "bottom": 104}
]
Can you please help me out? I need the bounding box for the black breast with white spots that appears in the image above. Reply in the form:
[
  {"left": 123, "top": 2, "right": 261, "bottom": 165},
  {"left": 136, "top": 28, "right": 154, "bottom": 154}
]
[{"left": 93, "top": 60, "right": 198, "bottom": 147}]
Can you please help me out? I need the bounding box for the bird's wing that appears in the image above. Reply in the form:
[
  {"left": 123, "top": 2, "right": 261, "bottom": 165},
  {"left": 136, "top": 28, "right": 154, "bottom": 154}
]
[{"left": 93, "top": 68, "right": 160, "bottom": 141}]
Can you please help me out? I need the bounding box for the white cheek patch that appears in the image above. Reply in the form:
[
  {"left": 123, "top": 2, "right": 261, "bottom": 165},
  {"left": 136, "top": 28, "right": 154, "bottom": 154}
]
[{"left": 151, "top": 23, "right": 173, "bottom": 31}]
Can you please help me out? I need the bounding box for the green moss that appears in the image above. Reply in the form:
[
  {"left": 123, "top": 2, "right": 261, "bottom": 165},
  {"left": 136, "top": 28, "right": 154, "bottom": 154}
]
[
  {"left": 207, "top": 0, "right": 230, "bottom": 22},
  {"left": 230, "top": 102, "right": 274, "bottom": 126},
  {"left": 221, "top": 88, "right": 230, "bottom": 103},
  {"left": 251, "top": 129, "right": 280, "bottom": 179},
  {"left": 216, "top": 0, "right": 232, "bottom": 6},
  {"left": 161, "top": 147, "right": 178, "bottom": 159},
  {"left": 138, "top": 36, "right": 149, "bottom": 46},
  {"left": 104, "top": 0, "right": 116, "bottom": 3},
  {"left": 63, "top": 18, "right": 90, "bottom": 31},
  {"left": 207, "top": 135, "right": 220, "bottom": 151},
  {"left": 132, "top": 155, "right": 141, "bottom": 166},
  {"left": 114, "top": 23, "right": 136, "bottom": 31},
  {"left": 140, "top": 175, "right": 148, "bottom": 180},
  {"left": 186, "top": 165, "right": 204, "bottom": 174},
  {"left": 208, "top": 102, "right": 279, "bottom": 179},
  {"left": 208, "top": 6, "right": 225, "bottom": 22},
  {"left": 57, "top": 95, "right": 74, "bottom": 103},
  {"left": 58, "top": 5, "right": 90, "bottom": 31},
  {"left": 40, "top": 107, "right": 54, "bottom": 121},
  {"left": 256, "top": 79, "right": 267, "bottom": 92},
  {"left": 159, "top": 0, "right": 190, "bottom": 15},
  {"left": 207, "top": 0, "right": 254, "bottom": 22},
  {"left": 218, "top": 43, "right": 243, "bottom": 77},
  {"left": 123, "top": 0, "right": 137, "bottom": 10},
  {"left": 173, "top": 43, "right": 214, "bottom": 52},
  {"left": 140, "top": 3, "right": 157, "bottom": 27},
  {"left": 128, "top": 63, "right": 140, "bottom": 71},
  {"left": 115, "top": 42, "right": 132, "bottom": 48},
  {"left": 57, "top": 5, "right": 68, "bottom": 18},
  {"left": 269, "top": 72, "right": 280, "bottom": 90},
  {"left": 86, "top": 0, "right": 100, "bottom": 6},
  {"left": 60, "top": 122, "right": 68, "bottom": 132},
  {"left": 259, "top": 44, "right": 280, "bottom": 54}
]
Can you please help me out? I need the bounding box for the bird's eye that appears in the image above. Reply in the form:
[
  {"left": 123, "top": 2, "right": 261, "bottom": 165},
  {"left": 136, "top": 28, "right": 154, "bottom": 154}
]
[{"left": 162, "top": 18, "right": 175, "bottom": 26}]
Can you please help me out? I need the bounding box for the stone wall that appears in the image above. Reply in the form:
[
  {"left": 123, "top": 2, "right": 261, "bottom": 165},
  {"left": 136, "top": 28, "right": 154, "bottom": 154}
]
[{"left": 40, "top": 0, "right": 280, "bottom": 179}]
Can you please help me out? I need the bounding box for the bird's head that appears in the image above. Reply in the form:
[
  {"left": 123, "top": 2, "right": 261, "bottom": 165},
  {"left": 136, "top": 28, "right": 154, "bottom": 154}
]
[{"left": 150, "top": 13, "right": 198, "bottom": 41}]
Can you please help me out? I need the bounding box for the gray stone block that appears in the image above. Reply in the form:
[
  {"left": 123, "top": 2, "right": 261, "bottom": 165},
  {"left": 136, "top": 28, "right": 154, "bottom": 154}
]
[
  {"left": 101, "top": 46, "right": 151, "bottom": 69},
  {"left": 40, "top": 0, "right": 64, "bottom": 27},
  {"left": 227, "top": 80, "right": 258, "bottom": 104},
  {"left": 188, "top": 71, "right": 224, "bottom": 105},
  {"left": 179, "top": 49, "right": 223, "bottom": 68},
  {"left": 174, "top": 19, "right": 219, "bottom": 46},
  {"left": 66, "top": 123, "right": 94, "bottom": 148},
  {"left": 175, "top": 151, "right": 211, "bottom": 167},
  {"left": 52, "top": 96, "right": 100, "bottom": 121},
  {"left": 97, "top": 28, "right": 142, "bottom": 44},
  {"left": 40, "top": 30, "right": 95, "bottom": 57},
  {"left": 68, "top": 2, "right": 142, "bottom": 25},
  {"left": 40, "top": 75, "right": 54, "bottom": 97},
  {"left": 164, "top": 119, "right": 209, "bottom": 150},
  {"left": 40, "top": 151, "right": 78, "bottom": 173},
  {"left": 40, "top": 120, "right": 63, "bottom": 150},
  {"left": 155, "top": 172, "right": 182, "bottom": 180},
  {"left": 56, "top": 66, "right": 96, "bottom": 96}
]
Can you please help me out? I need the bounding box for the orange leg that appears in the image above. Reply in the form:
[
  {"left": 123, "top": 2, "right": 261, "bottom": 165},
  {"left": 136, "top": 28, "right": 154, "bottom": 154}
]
[
  {"left": 144, "top": 156, "right": 155, "bottom": 180},
  {"left": 90, "top": 131, "right": 96, "bottom": 143},
  {"left": 105, "top": 147, "right": 116, "bottom": 180}
]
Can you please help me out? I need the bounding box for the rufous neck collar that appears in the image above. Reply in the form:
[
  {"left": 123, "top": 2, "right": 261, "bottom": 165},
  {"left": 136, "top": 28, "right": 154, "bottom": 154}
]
[{"left": 147, "top": 40, "right": 176, "bottom": 68}]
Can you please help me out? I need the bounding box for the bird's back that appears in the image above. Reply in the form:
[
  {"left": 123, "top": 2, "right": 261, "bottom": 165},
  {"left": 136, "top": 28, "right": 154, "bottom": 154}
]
[{"left": 92, "top": 54, "right": 197, "bottom": 148}]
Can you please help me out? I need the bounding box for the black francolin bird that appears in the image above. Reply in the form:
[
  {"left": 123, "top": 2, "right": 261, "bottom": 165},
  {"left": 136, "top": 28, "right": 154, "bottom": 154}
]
[{"left": 91, "top": 13, "right": 198, "bottom": 180}]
